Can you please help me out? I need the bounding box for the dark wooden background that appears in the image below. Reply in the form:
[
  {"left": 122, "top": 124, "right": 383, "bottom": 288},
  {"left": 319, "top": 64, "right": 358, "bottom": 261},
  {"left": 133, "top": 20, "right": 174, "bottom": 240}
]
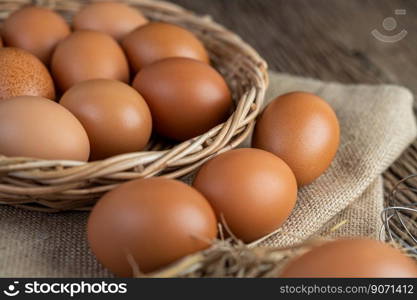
[
  {"left": 169, "top": 0, "right": 417, "bottom": 201},
  {"left": 169, "top": 0, "right": 417, "bottom": 99}
]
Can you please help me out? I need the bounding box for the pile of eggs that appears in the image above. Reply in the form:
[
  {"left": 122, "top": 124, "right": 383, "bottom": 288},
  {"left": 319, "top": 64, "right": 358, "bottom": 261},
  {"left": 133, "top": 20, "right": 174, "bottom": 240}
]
[
  {"left": 1, "top": 3, "right": 415, "bottom": 278},
  {"left": 0, "top": 3, "right": 231, "bottom": 161}
]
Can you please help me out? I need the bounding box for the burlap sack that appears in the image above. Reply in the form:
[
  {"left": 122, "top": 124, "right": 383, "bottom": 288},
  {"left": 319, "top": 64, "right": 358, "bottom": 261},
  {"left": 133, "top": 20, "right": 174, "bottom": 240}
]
[
  {"left": 251, "top": 72, "right": 416, "bottom": 247},
  {"left": 317, "top": 176, "right": 384, "bottom": 240},
  {"left": 0, "top": 72, "right": 415, "bottom": 277}
]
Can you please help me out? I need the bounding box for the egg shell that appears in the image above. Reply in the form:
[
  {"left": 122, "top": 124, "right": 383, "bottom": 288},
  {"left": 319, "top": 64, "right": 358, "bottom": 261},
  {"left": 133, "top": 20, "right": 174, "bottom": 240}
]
[
  {"left": 133, "top": 57, "right": 232, "bottom": 141},
  {"left": 193, "top": 148, "right": 298, "bottom": 243},
  {"left": 280, "top": 238, "right": 417, "bottom": 278},
  {"left": 87, "top": 178, "right": 218, "bottom": 276},
  {"left": 1, "top": 6, "right": 70, "bottom": 64},
  {"left": 0, "top": 96, "right": 90, "bottom": 161},
  {"left": 122, "top": 22, "right": 209, "bottom": 72},
  {"left": 51, "top": 30, "right": 129, "bottom": 92},
  {"left": 0, "top": 48, "right": 55, "bottom": 101},
  {"left": 60, "top": 79, "right": 152, "bottom": 160},
  {"left": 253, "top": 92, "right": 340, "bottom": 186},
  {"left": 73, "top": 2, "right": 148, "bottom": 41}
]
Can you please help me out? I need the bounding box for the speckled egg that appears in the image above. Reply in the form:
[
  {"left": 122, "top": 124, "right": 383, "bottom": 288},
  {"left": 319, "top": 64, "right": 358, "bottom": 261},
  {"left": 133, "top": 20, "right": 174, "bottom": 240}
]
[{"left": 0, "top": 48, "right": 55, "bottom": 100}]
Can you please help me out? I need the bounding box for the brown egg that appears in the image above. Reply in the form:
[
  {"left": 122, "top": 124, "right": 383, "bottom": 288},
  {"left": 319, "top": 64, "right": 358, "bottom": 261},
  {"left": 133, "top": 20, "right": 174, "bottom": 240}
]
[
  {"left": 73, "top": 2, "right": 148, "bottom": 41},
  {"left": 253, "top": 92, "right": 340, "bottom": 186},
  {"left": 51, "top": 30, "right": 129, "bottom": 92},
  {"left": 193, "top": 148, "right": 297, "bottom": 243},
  {"left": 280, "top": 238, "right": 417, "bottom": 278},
  {"left": 60, "top": 79, "right": 152, "bottom": 160},
  {"left": 0, "top": 48, "right": 55, "bottom": 101},
  {"left": 88, "top": 178, "right": 218, "bottom": 276},
  {"left": 1, "top": 6, "right": 70, "bottom": 64},
  {"left": 133, "top": 57, "right": 231, "bottom": 141},
  {"left": 122, "top": 22, "right": 209, "bottom": 72},
  {"left": 0, "top": 96, "right": 90, "bottom": 161}
]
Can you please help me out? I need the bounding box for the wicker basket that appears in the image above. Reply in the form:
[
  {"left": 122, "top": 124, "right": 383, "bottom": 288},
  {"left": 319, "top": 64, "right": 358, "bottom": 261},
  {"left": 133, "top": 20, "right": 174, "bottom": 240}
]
[{"left": 0, "top": 0, "right": 268, "bottom": 212}]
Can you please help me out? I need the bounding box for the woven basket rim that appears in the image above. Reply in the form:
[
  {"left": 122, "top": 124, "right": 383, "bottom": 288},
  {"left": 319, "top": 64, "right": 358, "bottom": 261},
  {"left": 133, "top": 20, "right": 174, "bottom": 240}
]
[{"left": 0, "top": 0, "right": 269, "bottom": 212}]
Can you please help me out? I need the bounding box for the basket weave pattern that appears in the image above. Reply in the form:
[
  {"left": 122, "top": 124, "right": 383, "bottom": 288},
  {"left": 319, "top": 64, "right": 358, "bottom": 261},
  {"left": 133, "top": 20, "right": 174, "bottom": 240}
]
[{"left": 0, "top": 0, "right": 268, "bottom": 212}]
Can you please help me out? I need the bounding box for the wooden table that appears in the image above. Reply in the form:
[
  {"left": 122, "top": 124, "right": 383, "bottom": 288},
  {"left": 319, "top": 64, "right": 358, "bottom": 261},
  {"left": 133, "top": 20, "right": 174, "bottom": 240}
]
[
  {"left": 171, "top": 0, "right": 416, "bottom": 95},
  {"left": 171, "top": 0, "right": 417, "bottom": 204}
]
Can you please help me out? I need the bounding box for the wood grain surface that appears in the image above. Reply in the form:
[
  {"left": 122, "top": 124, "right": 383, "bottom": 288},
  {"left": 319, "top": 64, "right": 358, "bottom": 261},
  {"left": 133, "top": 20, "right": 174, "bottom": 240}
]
[
  {"left": 171, "top": 0, "right": 417, "bottom": 96},
  {"left": 170, "top": 0, "right": 417, "bottom": 206}
]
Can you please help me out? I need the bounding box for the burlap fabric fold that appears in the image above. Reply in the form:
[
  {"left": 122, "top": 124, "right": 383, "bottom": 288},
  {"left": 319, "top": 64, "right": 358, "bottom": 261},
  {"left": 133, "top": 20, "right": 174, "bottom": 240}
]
[
  {"left": 0, "top": 71, "right": 415, "bottom": 277},
  {"left": 317, "top": 176, "right": 384, "bottom": 240},
  {"left": 249, "top": 73, "right": 416, "bottom": 247}
]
